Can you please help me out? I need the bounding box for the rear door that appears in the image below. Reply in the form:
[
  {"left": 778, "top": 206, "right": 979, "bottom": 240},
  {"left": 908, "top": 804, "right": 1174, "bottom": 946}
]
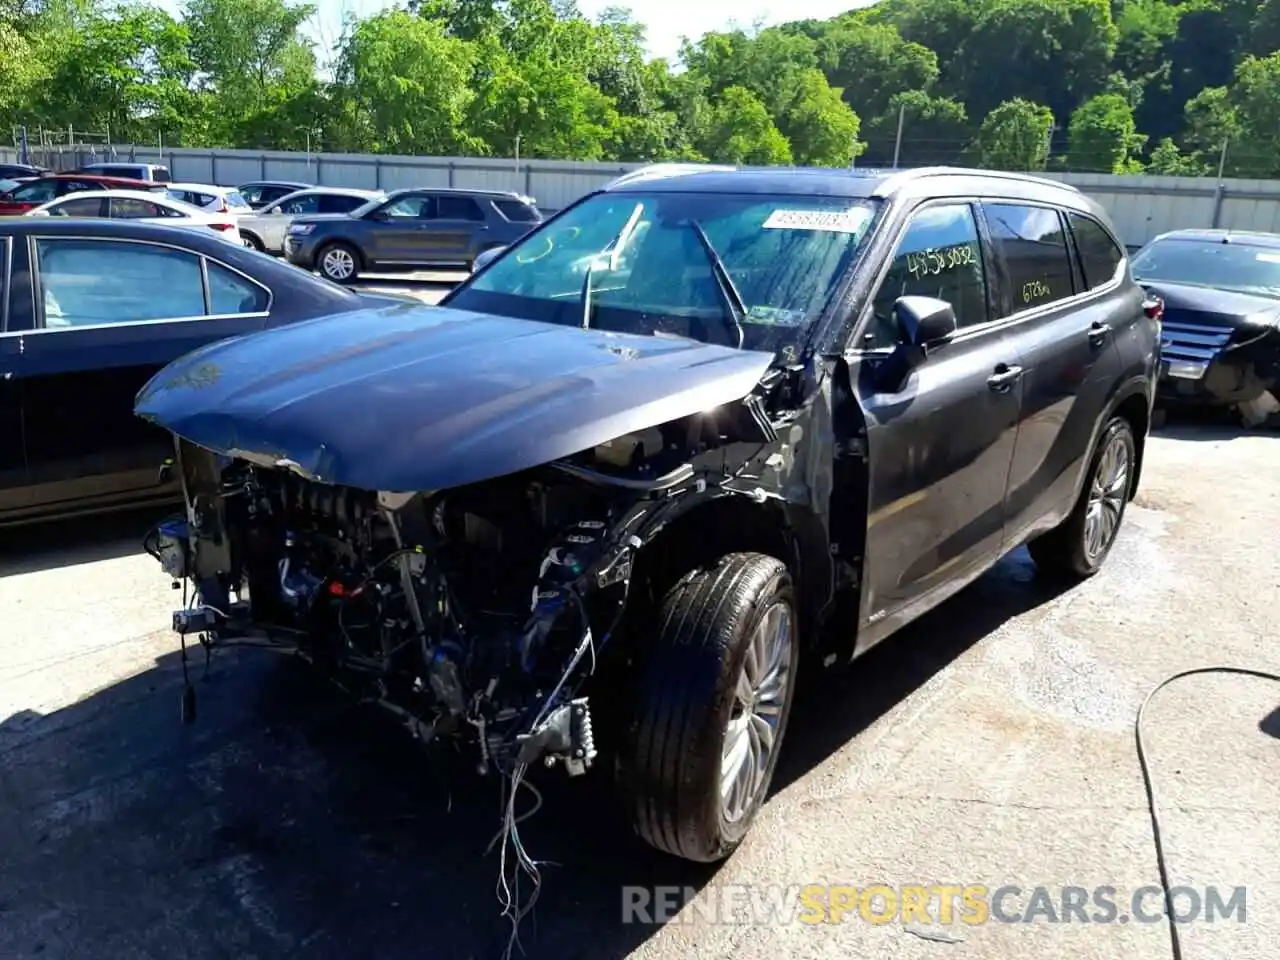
[
  {"left": 851, "top": 199, "right": 1025, "bottom": 650},
  {"left": 981, "top": 201, "right": 1126, "bottom": 548},
  {"left": 15, "top": 235, "right": 272, "bottom": 511},
  {"left": 419, "top": 194, "right": 486, "bottom": 262}
]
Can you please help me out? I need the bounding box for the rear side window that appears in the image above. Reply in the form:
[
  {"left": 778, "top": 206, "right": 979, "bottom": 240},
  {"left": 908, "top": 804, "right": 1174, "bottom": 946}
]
[
  {"left": 981, "top": 203, "right": 1076, "bottom": 311},
  {"left": 35, "top": 238, "right": 206, "bottom": 328},
  {"left": 282, "top": 193, "right": 321, "bottom": 214},
  {"left": 1068, "top": 213, "right": 1125, "bottom": 290},
  {"left": 318, "top": 194, "right": 366, "bottom": 214},
  {"left": 492, "top": 199, "right": 540, "bottom": 222},
  {"left": 111, "top": 197, "right": 165, "bottom": 218},
  {"left": 866, "top": 202, "right": 990, "bottom": 348},
  {"left": 436, "top": 196, "right": 484, "bottom": 221}
]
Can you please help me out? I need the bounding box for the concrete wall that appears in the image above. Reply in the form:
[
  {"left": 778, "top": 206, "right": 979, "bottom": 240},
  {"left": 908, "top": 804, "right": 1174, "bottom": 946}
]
[{"left": 7, "top": 143, "right": 1280, "bottom": 247}]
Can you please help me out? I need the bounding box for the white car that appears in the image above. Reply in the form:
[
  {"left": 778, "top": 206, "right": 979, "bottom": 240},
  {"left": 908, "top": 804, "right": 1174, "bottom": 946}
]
[
  {"left": 164, "top": 182, "right": 254, "bottom": 217},
  {"left": 236, "top": 187, "right": 384, "bottom": 254},
  {"left": 25, "top": 189, "right": 245, "bottom": 244}
]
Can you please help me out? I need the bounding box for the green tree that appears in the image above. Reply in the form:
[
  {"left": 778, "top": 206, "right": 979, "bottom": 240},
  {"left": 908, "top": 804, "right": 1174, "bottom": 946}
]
[
  {"left": 1066, "top": 92, "right": 1146, "bottom": 172},
  {"left": 1145, "top": 136, "right": 1208, "bottom": 175},
  {"left": 860, "top": 89, "right": 971, "bottom": 166},
  {"left": 699, "top": 86, "right": 792, "bottom": 165},
  {"left": 1182, "top": 52, "right": 1280, "bottom": 178},
  {"left": 330, "top": 11, "right": 480, "bottom": 155},
  {"left": 967, "top": 97, "right": 1055, "bottom": 171}
]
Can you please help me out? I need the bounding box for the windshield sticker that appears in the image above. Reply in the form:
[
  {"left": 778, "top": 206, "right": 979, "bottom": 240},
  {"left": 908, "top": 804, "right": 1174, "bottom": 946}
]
[
  {"left": 905, "top": 243, "right": 978, "bottom": 278},
  {"left": 746, "top": 305, "right": 806, "bottom": 326},
  {"left": 1256, "top": 252, "right": 1280, "bottom": 263},
  {"left": 762, "top": 207, "right": 870, "bottom": 234}
]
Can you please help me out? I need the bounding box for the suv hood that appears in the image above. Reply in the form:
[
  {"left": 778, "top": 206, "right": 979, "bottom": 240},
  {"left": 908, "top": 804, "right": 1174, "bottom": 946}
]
[{"left": 134, "top": 303, "right": 774, "bottom": 493}]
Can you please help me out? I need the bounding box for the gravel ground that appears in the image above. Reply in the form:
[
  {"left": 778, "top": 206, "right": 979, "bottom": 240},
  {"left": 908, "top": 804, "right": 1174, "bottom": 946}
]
[{"left": 0, "top": 420, "right": 1276, "bottom": 960}]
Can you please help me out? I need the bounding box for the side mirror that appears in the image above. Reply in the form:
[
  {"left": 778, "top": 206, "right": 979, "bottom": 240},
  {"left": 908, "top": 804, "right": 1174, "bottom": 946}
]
[
  {"left": 472, "top": 245, "right": 507, "bottom": 273},
  {"left": 27, "top": 208, "right": 51, "bottom": 217},
  {"left": 366, "top": 209, "right": 390, "bottom": 222},
  {"left": 895, "top": 295, "right": 957, "bottom": 351},
  {"left": 268, "top": 205, "right": 282, "bottom": 215}
]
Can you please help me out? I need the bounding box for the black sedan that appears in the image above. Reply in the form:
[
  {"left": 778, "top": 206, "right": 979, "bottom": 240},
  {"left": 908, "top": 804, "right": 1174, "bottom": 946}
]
[
  {"left": 0, "top": 217, "right": 398, "bottom": 526},
  {"left": 1133, "top": 228, "right": 1280, "bottom": 421}
]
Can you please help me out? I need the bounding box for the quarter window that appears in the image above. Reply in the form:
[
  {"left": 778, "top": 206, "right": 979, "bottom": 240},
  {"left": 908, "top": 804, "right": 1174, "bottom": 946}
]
[
  {"left": 1068, "top": 213, "right": 1125, "bottom": 290},
  {"left": 865, "top": 203, "right": 989, "bottom": 348},
  {"left": 492, "top": 199, "right": 540, "bottom": 222},
  {"left": 35, "top": 239, "right": 206, "bottom": 329},
  {"left": 208, "top": 262, "right": 269, "bottom": 314},
  {"left": 981, "top": 203, "right": 1076, "bottom": 311}
]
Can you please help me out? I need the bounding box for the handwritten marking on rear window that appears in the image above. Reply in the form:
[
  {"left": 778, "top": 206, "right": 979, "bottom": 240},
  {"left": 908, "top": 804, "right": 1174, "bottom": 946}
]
[
  {"left": 905, "top": 243, "right": 977, "bottom": 278},
  {"left": 762, "top": 208, "right": 870, "bottom": 234},
  {"left": 1022, "top": 280, "right": 1052, "bottom": 303}
]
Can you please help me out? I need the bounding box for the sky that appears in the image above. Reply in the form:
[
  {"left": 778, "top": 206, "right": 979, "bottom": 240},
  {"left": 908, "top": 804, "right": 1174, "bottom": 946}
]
[{"left": 301, "top": 0, "right": 868, "bottom": 61}]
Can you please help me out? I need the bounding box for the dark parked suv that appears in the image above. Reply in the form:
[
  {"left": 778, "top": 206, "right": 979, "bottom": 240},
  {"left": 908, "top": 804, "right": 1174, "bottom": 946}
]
[
  {"left": 282, "top": 186, "right": 543, "bottom": 281},
  {"left": 137, "top": 165, "right": 1159, "bottom": 878}
]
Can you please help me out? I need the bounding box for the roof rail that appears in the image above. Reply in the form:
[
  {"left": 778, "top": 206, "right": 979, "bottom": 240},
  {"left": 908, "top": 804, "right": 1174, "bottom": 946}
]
[
  {"left": 871, "top": 165, "right": 1084, "bottom": 197},
  {"left": 602, "top": 163, "right": 738, "bottom": 189}
]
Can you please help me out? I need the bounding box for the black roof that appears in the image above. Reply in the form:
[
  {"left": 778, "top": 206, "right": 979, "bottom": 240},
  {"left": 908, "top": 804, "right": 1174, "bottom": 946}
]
[
  {"left": 1148, "top": 228, "right": 1280, "bottom": 249},
  {"left": 602, "top": 163, "right": 1104, "bottom": 216}
]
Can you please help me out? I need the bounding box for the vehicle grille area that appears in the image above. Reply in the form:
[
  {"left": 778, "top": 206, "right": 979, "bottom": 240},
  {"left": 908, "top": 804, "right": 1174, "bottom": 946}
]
[{"left": 1161, "top": 320, "right": 1232, "bottom": 365}]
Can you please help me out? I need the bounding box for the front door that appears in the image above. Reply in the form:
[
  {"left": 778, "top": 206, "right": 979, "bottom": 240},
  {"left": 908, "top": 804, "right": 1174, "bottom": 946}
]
[
  {"left": 367, "top": 193, "right": 437, "bottom": 264},
  {"left": 16, "top": 235, "right": 272, "bottom": 512},
  {"left": 850, "top": 200, "right": 1024, "bottom": 652},
  {"left": 982, "top": 202, "right": 1128, "bottom": 545}
]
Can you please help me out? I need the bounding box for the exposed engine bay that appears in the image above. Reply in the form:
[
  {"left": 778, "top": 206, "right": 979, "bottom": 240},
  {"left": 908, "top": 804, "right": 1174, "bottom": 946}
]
[{"left": 155, "top": 444, "right": 661, "bottom": 775}]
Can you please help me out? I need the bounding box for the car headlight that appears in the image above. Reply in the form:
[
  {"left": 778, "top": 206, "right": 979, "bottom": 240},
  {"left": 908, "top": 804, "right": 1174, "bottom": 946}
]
[{"left": 288, "top": 224, "right": 315, "bottom": 236}]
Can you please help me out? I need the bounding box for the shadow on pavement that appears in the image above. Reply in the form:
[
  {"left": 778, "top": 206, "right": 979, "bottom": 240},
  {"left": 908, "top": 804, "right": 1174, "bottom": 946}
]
[
  {"left": 0, "top": 504, "right": 174, "bottom": 578},
  {"left": 0, "top": 546, "right": 1068, "bottom": 960},
  {"left": 773, "top": 545, "right": 1068, "bottom": 794}
]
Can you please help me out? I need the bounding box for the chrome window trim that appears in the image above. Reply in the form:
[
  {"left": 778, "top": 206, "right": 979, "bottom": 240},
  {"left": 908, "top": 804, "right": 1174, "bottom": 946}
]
[
  {"left": 9, "top": 233, "right": 274, "bottom": 336},
  {"left": 850, "top": 196, "right": 1127, "bottom": 355}
]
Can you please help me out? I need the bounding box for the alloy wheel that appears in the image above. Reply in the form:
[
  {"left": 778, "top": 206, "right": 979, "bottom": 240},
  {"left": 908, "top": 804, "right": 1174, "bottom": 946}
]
[
  {"left": 1084, "top": 431, "right": 1129, "bottom": 562},
  {"left": 720, "top": 601, "right": 793, "bottom": 824},
  {"left": 321, "top": 247, "right": 355, "bottom": 281}
]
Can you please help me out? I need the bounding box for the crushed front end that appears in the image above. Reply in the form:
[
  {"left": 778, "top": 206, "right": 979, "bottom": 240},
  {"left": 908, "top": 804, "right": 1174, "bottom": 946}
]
[{"left": 152, "top": 439, "right": 665, "bottom": 778}]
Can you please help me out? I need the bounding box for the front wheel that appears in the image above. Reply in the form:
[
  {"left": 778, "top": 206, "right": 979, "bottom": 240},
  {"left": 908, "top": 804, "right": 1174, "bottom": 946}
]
[
  {"left": 316, "top": 242, "right": 361, "bottom": 284},
  {"left": 1028, "top": 415, "right": 1136, "bottom": 579},
  {"left": 617, "top": 552, "right": 799, "bottom": 863}
]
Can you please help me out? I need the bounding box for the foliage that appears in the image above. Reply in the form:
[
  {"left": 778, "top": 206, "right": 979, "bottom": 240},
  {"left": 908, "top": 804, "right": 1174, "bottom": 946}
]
[
  {"left": 967, "top": 98, "right": 1055, "bottom": 171},
  {"left": 2, "top": 0, "right": 1279, "bottom": 175}
]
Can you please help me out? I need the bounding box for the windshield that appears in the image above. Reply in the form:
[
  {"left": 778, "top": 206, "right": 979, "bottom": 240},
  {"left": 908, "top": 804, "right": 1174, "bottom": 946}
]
[
  {"left": 446, "top": 191, "right": 878, "bottom": 356},
  {"left": 1131, "top": 237, "right": 1280, "bottom": 299}
]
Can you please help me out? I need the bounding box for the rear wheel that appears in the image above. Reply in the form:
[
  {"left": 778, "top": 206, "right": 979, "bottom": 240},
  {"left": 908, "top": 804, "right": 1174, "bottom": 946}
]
[
  {"left": 316, "top": 242, "right": 361, "bottom": 283},
  {"left": 1028, "top": 416, "right": 1136, "bottom": 580},
  {"left": 617, "top": 552, "right": 799, "bottom": 863},
  {"left": 240, "top": 232, "right": 265, "bottom": 252}
]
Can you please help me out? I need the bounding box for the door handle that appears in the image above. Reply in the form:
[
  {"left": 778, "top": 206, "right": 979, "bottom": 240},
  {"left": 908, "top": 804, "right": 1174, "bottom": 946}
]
[
  {"left": 987, "top": 363, "right": 1023, "bottom": 393},
  {"left": 1088, "top": 321, "right": 1111, "bottom": 345}
]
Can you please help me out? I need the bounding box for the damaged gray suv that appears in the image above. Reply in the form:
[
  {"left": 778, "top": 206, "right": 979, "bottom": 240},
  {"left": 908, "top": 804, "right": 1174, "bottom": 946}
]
[{"left": 136, "top": 164, "right": 1160, "bottom": 870}]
